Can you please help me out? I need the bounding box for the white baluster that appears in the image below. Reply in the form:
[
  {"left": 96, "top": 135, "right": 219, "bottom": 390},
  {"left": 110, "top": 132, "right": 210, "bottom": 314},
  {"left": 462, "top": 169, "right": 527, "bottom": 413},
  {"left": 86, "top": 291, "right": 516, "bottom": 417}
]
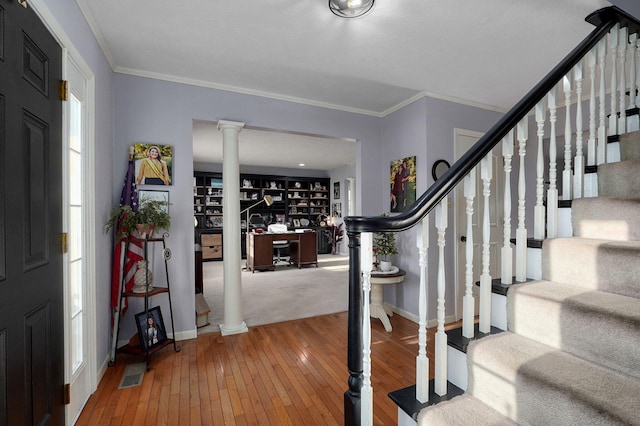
[
  {"left": 618, "top": 27, "right": 628, "bottom": 134},
  {"left": 463, "top": 170, "right": 476, "bottom": 338},
  {"left": 636, "top": 36, "right": 640, "bottom": 109},
  {"left": 609, "top": 24, "right": 619, "bottom": 137},
  {"left": 629, "top": 33, "right": 639, "bottom": 132},
  {"left": 516, "top": 118, "right": 528, "bottom": 283},
  {"left": 361, "top": 232, "right": 373, "bottom": 426},
  {"left": 574, "top": 61, "right": 584, "bottom": 199},
  {"left": 479, "top": 158, "right": 492, "bottom": 334},
  {"left": 501, "top": 131, "right": 514, "bottom": 285},
  {"left": 562, "top": 75, "right": 573, "bottom": 200},
  {"left": 534, "top": 103, "right": 546, "bottom": 239},
  {"left": 434, "top": 198, "right": 448, "bottom": 396},
  {"left": 588, "top": 47, "right": 597, "bottom": 166},
  {"left": 416, "top": 218, "right": 429, "bottom": 403},
  {"left": 548, "top": 86, "right": 559, "bottom": 238},
  {"left": 597, "top": 37, "right": 608, "bottom": 165},
  {"left": 629, "top": 33, "right": 637, "bottom": 111}
]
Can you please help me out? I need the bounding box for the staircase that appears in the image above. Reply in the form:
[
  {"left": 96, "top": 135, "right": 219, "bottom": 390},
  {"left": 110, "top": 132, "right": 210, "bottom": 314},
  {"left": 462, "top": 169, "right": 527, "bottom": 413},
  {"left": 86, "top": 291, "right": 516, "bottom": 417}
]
[
  {"left": 418, "top": 134, "right": 640, "bottom": 424},
  {"left": 343, "top": 6, "right": 640, "bottom": 426}
]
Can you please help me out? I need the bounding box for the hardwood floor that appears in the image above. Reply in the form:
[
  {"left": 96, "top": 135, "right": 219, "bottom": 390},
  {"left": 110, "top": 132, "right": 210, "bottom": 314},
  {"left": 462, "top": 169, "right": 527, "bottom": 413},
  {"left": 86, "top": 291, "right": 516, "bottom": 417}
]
[{"left": 77, "top": 312, "right": 436, "bottom": 425}]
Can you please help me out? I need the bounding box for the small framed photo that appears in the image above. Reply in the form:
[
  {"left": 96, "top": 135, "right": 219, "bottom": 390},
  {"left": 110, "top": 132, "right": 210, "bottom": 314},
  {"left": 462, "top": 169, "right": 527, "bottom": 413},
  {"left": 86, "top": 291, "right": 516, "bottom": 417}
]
[
  {"left": 139, "top": 189, "right": 169, "bottom": 214},
  {"left": 293, "top": 218, "right": 301, "bottom": 228},
  {"left": 135, "top": 306, "right": 168, "bottom": 352}
]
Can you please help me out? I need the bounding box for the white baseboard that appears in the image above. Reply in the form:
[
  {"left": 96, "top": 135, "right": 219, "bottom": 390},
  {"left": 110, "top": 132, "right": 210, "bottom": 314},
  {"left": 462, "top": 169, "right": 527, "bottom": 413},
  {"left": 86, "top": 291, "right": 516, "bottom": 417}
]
[{"left": 388, "top": 304, "right": 456, "bottom": 329}]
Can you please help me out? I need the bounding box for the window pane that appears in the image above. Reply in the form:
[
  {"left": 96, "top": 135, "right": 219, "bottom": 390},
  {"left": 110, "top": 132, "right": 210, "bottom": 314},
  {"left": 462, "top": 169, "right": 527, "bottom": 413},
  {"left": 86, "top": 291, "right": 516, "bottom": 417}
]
[{"left": 70, "top": 259, "right": 82, "bottom": 317}]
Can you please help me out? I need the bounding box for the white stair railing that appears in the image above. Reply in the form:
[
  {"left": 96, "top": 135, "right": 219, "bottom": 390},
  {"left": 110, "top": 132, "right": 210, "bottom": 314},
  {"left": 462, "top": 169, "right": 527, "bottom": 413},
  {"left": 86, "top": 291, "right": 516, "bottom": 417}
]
[{"left": 350, "top": 13, "right": 640, "bottom": 424}]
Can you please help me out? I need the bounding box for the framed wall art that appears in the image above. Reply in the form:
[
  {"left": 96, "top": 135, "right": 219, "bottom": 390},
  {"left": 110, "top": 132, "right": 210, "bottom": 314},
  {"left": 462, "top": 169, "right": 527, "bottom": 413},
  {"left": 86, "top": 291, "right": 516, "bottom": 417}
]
[
  {"left": 134, "top": 142, "right": 174, "bottom": 186},
  {"left": 390, "top": 156, "right": 416, "bottom": 213}
]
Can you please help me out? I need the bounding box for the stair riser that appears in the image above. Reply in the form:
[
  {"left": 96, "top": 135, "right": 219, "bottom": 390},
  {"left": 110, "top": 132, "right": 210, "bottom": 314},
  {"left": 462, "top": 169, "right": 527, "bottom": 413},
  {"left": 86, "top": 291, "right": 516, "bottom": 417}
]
[
  {"left": 572, "top": 197, "right": 640, "bottom": 241},
  {"left": 542, "top": 238, "right": 640, "bottom": 299},
  {"left": 598, "top": 160, "right": 640, "bottom": 198}
]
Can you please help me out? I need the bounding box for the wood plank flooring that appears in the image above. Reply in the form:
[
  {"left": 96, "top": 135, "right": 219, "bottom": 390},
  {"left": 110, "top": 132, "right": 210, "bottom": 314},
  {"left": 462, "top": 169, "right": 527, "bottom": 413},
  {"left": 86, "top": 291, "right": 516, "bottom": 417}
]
[{"left": 77, "top": 312, "right": 438, "bottom": 425}]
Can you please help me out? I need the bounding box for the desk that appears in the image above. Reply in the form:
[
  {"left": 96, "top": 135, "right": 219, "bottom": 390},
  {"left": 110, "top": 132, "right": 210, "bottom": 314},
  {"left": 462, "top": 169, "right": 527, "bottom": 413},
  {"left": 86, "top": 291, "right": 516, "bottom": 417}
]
[
  {"left": 246, "top": 231, "right": 318, "bottom": 272},
  {"left": 370, "top": 269, "right": 406, "bottom": 332}
]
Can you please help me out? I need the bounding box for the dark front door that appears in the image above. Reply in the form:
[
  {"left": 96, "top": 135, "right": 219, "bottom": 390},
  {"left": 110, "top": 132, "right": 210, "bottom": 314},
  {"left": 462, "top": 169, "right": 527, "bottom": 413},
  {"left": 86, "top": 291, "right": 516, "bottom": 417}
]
[{"left": 0, "top": 1, "right": 64, "bottom": 425}]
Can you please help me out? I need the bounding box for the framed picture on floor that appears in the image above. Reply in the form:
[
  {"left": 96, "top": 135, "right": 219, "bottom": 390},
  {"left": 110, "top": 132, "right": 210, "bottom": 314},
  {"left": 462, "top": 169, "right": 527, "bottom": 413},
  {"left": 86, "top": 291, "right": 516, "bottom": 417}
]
[{"left": 135, "top": 306, "right": 168, "bottom": 352}]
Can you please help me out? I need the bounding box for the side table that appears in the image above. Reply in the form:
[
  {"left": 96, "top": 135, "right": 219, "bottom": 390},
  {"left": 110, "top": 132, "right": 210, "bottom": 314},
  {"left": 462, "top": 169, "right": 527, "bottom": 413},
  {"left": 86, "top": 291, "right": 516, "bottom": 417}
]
[{"left": 369, "top": 269, "right": 406, "bottom": 332}]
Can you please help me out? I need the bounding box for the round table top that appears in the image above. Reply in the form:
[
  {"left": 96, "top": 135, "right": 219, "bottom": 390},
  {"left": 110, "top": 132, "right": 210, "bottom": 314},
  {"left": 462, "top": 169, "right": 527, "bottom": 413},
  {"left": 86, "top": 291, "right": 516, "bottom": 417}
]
[{"left": 370, "top": 269, "right": 406, "bottom": 284}]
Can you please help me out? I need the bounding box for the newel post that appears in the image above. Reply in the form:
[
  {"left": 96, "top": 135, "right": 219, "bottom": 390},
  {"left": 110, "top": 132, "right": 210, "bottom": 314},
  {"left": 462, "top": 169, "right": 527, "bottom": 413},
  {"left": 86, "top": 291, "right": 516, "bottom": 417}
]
[{"left": 345, "top": 230, "right": 362, "bottom": 426}]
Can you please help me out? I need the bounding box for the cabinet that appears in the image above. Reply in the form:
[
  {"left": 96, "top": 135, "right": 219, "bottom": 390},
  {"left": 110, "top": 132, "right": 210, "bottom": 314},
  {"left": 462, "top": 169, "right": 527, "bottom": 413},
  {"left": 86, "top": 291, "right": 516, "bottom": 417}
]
[
  {"left": 110, "top": 234, "right": 180, "bottom": 370},
  {"left": 200, "top": 232, "right": 222, "bottom": 260},
  {"left": 194, "top": 173, "right": 223, "bottom": 229}
]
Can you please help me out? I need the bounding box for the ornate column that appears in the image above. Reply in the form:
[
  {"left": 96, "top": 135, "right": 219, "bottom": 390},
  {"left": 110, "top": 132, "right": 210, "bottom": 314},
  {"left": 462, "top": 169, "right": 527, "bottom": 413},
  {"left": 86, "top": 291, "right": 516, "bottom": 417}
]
[{"left": 218, "top": 120, "right": 248, "bottom": 336}]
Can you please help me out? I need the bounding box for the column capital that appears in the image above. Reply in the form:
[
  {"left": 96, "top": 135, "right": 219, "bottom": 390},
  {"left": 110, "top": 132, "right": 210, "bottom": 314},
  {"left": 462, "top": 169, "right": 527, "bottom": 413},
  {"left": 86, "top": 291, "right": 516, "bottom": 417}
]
[{"left": 217, "top": 120, "right": 246, "bottom": 131}]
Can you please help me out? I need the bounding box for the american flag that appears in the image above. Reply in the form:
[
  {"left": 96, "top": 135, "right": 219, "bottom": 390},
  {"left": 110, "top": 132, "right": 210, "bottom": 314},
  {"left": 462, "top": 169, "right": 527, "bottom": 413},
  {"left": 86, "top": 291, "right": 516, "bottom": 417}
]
[{"left": 111, "top": 152, "right": 143, "bottom": 316}]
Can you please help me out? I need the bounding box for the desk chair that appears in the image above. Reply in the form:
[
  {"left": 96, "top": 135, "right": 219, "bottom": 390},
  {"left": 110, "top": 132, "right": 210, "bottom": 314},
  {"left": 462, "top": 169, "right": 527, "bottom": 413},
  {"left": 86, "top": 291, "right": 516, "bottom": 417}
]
[{"left": 267, "top": 224, "right": 290, "bottom": 265}]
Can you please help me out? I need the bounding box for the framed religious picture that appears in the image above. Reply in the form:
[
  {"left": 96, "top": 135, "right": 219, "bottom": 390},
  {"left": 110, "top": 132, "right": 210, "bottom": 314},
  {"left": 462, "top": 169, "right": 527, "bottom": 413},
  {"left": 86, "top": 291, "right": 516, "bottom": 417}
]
[
  {"left": 390, "top": 156, "right": 416, "bottom": 213},
  {"left": 134, "top": 142, "right": 174, "bottom": 186},
  {"left": 135, "top": 306, "right": 168, "bottom": 352},
  {"left": 334, "top": 181, "right": 340, "bottom": 199}
]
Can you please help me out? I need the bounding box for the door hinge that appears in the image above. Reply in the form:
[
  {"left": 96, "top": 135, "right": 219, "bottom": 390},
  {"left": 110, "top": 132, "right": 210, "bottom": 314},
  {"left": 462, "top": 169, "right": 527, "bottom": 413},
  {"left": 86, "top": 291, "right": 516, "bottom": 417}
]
[
  {"left": 64, "top": 383, "right": 70, "bottom": 405},
  {"left": 61, "top": 232, "right": 68, "bottom": 254},
  {"left": 59, "top": 80, "right": 69, "bottom": 101}
]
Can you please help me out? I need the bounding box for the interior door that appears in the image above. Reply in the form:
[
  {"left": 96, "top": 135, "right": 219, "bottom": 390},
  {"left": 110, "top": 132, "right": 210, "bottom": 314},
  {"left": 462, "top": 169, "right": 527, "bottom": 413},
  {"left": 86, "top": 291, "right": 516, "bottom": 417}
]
[
  {"left": 454, "top": 129, "right": 503, "bottom": 320},
  {"left": 0, "top": 2, "right": 64, "bottom": 424}
]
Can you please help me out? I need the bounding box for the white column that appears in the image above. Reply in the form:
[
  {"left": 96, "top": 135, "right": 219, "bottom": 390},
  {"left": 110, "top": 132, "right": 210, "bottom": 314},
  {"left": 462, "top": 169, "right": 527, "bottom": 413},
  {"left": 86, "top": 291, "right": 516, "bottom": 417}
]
[
  {"left": 416, "top": 218, "right": 429, "bottom": 403},
  {"left": 515, "top": 118, "right": 528, "bottom": 283},
  {"left": 547, "top": 86, "right": 559, "bottom": 238},
  {"left": 534, "top": 102, "right": 546, "bottom": 240},
  {"left": 463, "top": 170, "right": 476, "bottom": 338},
  {"left": 597, "top": 38, "right": 608, "bottom": 165},
  {"left": 218, "top": 120, "right": 248, "bottom": 336},
  {"left": 562, "top": 75, "right": 573, "bottom": 201},
  {"left": 501, "top": 131, "right": 514, "bottom": 285},
  {"left": 479, "top": 157, "right": 492, "bottom": 333},
  {"left": 574, "top": 61, "right": 584, "bottom": 199},
  {"left": 434, "top": 198, "right": 448, "bottom": 396},
  {"left": 618, "top": 27, "right": 628, "bottom": 134},
  {"left": 360, "top": 232, "right": 374, "bottom": 426},
  {"left": 609, "top": 25, "right": 619, "bottom": 137},
  {"left": 588, "top": 47, "right": 597, "bottom": 166}
]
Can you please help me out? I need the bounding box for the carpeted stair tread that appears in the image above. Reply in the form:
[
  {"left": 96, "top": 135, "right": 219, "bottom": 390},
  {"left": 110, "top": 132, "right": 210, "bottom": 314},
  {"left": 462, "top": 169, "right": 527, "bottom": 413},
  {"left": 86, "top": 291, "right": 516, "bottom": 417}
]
[
  {"left": 571, "top": 197, "right": 640, "bottom": 241},
  {"left": 467, "top": 332, "right": 640, "bottom": 425},
  {"left": 542, "top": 237, "right": 640, "bottom": 299},
  {"left": 597, "top": 160, "right": 640, "bottom": 198},
  {"left": 507, "top": 280, "right": 640, "bottom": 380},
  {"left": 417, "top": 394, "right": 517, "bottom": 425}
]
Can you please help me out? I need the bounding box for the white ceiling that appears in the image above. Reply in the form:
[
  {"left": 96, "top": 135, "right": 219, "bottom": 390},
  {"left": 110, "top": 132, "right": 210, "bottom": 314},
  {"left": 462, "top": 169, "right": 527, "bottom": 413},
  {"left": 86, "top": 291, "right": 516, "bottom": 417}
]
[{"left": 78, "top": 0, "right": 611, "bottom": 170}]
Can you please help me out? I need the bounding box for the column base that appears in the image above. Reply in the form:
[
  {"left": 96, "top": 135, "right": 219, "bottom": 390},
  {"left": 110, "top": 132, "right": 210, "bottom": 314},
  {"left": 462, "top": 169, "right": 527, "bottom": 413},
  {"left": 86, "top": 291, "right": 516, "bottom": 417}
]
[{"left": 220, "top": 321, "right": 249, "bottom": 336}]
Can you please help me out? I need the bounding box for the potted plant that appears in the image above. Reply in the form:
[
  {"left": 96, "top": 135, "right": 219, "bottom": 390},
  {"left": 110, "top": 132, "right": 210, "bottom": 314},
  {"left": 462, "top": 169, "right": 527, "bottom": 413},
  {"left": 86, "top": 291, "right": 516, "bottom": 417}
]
[
  {"left": 106, "top": 198, "right": 171, "bottom": 239},
  {"left": 373, "top": 214, "right": 397, "bottom": 272}
]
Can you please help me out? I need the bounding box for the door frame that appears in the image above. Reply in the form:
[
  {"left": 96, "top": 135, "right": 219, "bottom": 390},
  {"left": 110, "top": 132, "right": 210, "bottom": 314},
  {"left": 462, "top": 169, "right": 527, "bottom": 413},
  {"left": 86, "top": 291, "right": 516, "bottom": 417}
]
[{"left": 28, "top": 0, "right": 98, "bottom": 421}]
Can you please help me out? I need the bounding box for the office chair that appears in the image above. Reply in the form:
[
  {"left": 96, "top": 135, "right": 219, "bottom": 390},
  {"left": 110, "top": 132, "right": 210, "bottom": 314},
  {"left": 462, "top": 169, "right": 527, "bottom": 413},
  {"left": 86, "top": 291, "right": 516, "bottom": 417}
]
[{"left": 267, "top": 223, "right": 290, "bottom": 265}]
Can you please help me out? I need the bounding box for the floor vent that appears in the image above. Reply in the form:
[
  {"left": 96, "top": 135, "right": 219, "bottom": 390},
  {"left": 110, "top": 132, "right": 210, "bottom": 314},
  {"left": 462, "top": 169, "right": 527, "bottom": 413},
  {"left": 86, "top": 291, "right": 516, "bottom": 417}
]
[{"left": 118, "top": 362, "right": 146, "bottom": 389}]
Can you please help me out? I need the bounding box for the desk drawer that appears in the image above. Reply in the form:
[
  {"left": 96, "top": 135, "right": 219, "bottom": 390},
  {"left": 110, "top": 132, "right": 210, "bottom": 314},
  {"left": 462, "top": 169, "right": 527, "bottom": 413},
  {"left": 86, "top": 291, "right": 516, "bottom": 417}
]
[
  {"left": 201, "top": 233, "right": 222, "bottom": 246},
  {"left": 203, "top": 245, "right": 222, "bottom": 259}
]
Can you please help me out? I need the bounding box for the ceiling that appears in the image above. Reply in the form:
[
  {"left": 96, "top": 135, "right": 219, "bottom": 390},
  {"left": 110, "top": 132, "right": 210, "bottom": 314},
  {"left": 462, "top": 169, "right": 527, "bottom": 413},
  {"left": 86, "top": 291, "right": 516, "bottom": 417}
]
[{"left": 78, "top": 0, "right": 611, "bottom": 170}]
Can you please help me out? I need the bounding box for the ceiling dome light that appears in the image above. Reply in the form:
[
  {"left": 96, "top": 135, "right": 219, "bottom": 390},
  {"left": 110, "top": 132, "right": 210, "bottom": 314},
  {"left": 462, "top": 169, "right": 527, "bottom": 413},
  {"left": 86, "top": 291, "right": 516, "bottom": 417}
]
[{"left": 329, "top": 0, "right": 374, "bottom": 18}]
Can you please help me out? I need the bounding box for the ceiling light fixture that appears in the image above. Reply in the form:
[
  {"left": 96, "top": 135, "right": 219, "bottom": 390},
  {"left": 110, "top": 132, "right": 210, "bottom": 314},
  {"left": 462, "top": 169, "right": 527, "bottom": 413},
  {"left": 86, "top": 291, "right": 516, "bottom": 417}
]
[
  {"left": 329, "top": 0, "right": 374, "bottom": 18},
  {"left": 298, "top": 163, "right": 306, "bottom": 167}
]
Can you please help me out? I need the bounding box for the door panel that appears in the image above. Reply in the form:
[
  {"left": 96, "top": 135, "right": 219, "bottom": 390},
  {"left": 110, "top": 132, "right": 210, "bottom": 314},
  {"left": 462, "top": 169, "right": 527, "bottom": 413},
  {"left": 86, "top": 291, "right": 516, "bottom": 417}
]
[{"left": 0, "top": 1, "right": 63, "bottom": 424}]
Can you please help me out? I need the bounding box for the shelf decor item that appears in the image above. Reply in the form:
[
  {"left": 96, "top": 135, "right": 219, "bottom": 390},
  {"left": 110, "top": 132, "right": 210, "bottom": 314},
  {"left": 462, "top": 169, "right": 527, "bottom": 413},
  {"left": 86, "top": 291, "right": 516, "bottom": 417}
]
[
  {"left": 132, "top": 260, "right": 153, "bottom": 293},
  {"left": 105, "top": 197, "right": 171, "bottom": 239},
  {"left": 135, "top": 306, "right": 168, "bottom": 353},
  {"left": 373, "top": 213, "right": 398, "bottom": 271}
]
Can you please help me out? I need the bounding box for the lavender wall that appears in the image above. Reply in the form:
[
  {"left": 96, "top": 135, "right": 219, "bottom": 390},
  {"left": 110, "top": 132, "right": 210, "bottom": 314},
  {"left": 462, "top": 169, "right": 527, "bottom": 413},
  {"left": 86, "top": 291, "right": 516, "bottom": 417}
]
[
  {"left": 381, "top": 97, "right": 504, "bottom": 323},
  {"left": 113, "top": 75, "right": 382, "bottom": 339}
]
